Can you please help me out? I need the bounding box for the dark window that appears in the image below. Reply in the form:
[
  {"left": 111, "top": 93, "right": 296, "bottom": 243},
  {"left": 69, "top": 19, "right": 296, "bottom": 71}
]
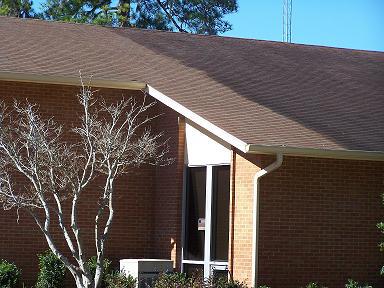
[
  {"left": 184, "top": 167, "right": 206, "bottom": 261},
  {"left": 210, "top": 165, "right": 230, "bottom": 261}
]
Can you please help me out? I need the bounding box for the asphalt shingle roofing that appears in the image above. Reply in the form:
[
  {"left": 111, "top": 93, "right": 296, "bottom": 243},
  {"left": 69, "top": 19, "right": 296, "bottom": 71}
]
[{"left": 1, "top": 16, "right": 383, "bottom": 154}]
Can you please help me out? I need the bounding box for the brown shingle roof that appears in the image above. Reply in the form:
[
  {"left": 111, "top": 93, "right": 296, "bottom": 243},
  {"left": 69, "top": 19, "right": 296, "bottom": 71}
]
[{"left": 1, "top": 16, "right": 383, "bottom": 155}]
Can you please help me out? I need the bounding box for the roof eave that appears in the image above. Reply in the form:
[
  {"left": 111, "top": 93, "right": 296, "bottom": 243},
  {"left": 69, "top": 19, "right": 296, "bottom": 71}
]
[
  {"left": 246, "top": 144, "right": 384, "bottom": 161},
  {"left": 0, "top": 71, "right": 146, "bottom": 90},
  {"left": 1, "top": 73, "right": 382, "bottom": 161},
  {"left": 0, "top": 73, "right": 249, "bottom": 151}
]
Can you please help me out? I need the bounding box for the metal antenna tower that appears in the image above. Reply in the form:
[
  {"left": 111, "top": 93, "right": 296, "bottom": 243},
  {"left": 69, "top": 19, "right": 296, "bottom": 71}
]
[{"left": 283, "top": 0, "right": 292, "bottom": 43}]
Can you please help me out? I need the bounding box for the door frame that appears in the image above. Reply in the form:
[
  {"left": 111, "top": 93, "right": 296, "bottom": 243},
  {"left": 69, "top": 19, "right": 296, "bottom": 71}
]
[{"left": 181, "top": 164, "right": 229, "bottom": 278}]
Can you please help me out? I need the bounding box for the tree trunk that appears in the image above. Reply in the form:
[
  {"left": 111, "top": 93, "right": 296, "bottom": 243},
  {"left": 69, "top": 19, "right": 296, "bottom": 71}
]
[
  {"left": 94, "top": 264, "right": 102, "bottom": 288},
  {"left": 74, "top": 274, "right": 93, "bottom": 288}
]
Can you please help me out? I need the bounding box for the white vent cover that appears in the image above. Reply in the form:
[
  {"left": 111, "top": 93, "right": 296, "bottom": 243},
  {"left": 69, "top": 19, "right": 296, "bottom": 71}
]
[{"left": 120, "top": 259, "right": 173, "bottom": 288}]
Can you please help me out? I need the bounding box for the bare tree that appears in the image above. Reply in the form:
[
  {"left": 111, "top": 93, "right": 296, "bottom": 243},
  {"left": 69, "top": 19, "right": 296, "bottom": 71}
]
[{"left": 0, "top": 78, "right": 169, "bottom": 288}]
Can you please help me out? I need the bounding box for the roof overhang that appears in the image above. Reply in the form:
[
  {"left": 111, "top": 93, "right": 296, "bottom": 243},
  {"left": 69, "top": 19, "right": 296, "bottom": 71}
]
[
  {"left": 0, "top": 72, "right": 383, "bottom": 162},
  {"left": 0, "top": 72, "right": 146, "bottom": 90},
  {"left": 146, "top": 85, "right": 384, "bottom": 161},
  {"left": 246, "top": 144, "right": 384, "bottom": 161}
]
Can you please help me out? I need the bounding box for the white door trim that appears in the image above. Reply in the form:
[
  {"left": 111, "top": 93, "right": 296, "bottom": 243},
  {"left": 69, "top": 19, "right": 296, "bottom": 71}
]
[{"left": 181, "top": 165, "right": 229, "bottom": 278}]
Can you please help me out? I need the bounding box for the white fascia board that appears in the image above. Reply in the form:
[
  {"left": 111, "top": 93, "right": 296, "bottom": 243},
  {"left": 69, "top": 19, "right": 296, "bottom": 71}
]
[{"left": 146, "top": 85, "right": 248, "bottom": 153}]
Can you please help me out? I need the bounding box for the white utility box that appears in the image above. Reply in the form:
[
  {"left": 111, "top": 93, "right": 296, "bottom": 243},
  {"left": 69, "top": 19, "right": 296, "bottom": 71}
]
[{"left": 120, "top": 259, "right": 173, "bottom": 288}]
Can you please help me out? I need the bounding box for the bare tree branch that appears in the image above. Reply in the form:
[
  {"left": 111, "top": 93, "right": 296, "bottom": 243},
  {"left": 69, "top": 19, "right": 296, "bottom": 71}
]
[{"left": 0, "top": 75, "right": 170, "bottom": 288}]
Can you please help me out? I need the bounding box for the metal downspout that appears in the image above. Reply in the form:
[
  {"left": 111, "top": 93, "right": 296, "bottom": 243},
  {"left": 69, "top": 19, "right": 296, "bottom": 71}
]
[{"left": 252, "top": 153, "right": 283, "bottom": 288}]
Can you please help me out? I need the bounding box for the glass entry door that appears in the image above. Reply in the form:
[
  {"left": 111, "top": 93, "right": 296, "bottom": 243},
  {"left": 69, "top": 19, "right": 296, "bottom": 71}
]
[{"left": 182, "top": 165, "right": 230, "bottom": 278}]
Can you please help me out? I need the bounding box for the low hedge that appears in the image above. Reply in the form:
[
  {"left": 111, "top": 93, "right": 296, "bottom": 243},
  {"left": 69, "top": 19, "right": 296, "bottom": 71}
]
[{"left": 0, "top": 259, "right": 20, "bottom": 288}]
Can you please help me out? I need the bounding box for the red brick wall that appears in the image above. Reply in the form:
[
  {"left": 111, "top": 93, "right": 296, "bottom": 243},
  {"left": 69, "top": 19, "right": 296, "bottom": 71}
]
[
  {"left": 230, "top": 152, "right": 261, "bottom": 283},
  {"left": 151, "top": 109, "right": 185, "bottom": 268},
  {"left": 0, "top": 80, "right": 183, "bottom": 287},
  {"left": 2, "top": 80, "right": 383, "bottom": 288},
  {"left": 231, "top": 151, "right": 384, "bottom": 288},
  {"left": 259, "top": 156, "right": 384, "bottom": 288}
]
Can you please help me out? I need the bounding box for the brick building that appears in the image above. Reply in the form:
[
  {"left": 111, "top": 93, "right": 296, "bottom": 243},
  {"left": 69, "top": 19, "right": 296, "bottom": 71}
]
[{"left": 0, "top": 17, "right": 383, "bottom": 287}]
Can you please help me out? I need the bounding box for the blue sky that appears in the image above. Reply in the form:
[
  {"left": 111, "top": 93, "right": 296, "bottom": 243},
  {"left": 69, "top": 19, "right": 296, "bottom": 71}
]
[
  {"left": 223, "top": 0, "right": 384, "bottom": 52},
  {"left": 33, "top": 0, "right": 384, "bottom": 52}
]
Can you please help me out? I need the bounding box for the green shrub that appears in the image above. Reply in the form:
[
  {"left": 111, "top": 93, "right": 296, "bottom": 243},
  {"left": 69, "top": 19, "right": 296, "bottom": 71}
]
[
  {"left": 225, "top": 279, "right": 248, "bottom": 288},
  {"left": 345, "top": 279, "right": 372, "bottom": 288},
  {"left": 86, "top": 256, "right": 112, "bottom": 286},
  {"left": 105, "top": 271, "right": 136, "bottom": 288},
  {"left": 153, "top": 272, "right": 248, "bottom": 288},
  {"left": 206, "top": 276, "right": 248, "bottom": 288},
  {"left": 153, "top": 272, "right": 197, "bottom": 288},
  {"left": 378, "top": 192, "right": 384, "bottom": 275},
  {"left": 35, "top": 250, "right": 66, "bottom": 288},
  {"left": 0, "top": 259, "right": 20, "bottom": 288}
]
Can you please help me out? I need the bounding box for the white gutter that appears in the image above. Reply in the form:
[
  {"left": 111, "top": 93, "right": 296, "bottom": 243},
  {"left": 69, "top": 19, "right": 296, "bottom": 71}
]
[
  {"left": 252, "top": 153, "right": 283, "bottom": 288},
  {"left": 246, "top": 144, "right": 384, "bottom": 161}
]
